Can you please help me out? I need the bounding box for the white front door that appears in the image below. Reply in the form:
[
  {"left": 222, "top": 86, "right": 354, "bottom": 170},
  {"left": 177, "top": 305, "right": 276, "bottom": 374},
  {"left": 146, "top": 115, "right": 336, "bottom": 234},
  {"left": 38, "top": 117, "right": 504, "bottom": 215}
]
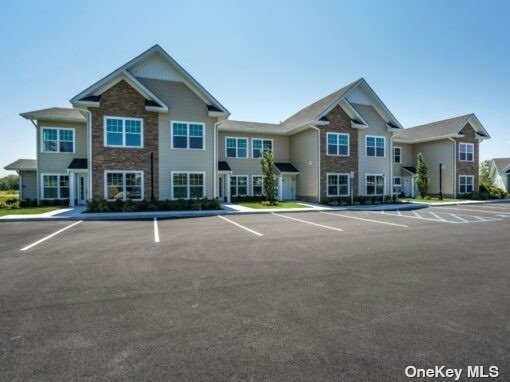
[
  {"left": 403, "top": 177, "right": 412, "bottom": 197},
  {"left": 281, "top": 175, "right": 296, "bottom": 200},
  {"left": 77, "top": 174, "right": 88, "bottom": 205}
]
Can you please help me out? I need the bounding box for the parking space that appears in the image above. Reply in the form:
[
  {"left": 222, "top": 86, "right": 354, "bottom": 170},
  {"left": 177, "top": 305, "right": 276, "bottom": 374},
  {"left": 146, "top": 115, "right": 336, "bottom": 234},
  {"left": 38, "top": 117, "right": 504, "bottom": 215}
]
[{"left": 1, "top": 204, "right": 509, "bottom": 380}]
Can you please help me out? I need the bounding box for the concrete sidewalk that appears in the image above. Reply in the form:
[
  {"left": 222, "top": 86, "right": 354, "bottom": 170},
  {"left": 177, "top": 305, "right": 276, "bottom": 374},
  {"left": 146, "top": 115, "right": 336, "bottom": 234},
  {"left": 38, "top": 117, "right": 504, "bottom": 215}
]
[{"left": 404, "top": 199, "right": 510, "bottom": 206}]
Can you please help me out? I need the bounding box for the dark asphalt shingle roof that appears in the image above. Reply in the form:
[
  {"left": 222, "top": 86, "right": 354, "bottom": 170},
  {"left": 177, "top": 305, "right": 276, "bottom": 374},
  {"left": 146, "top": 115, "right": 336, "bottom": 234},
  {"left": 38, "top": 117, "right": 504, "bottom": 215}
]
[
  {"left": 395, "top": 114, "right": 473, "bottom": 142},
  {"left": 20, "top": 107, "right": 86, "bottom": 123},
  {"left": 493, "top": 158, "right": 510, "bottom": 173},
  {"left": 275, "top": 163, "right": 299, "bottom": 173},
  {"left": 68, "top": 158, "right": 88, "bottom": 169},
  {"left": 402, "top": 166, "right": 417, "bottom": 174},
  {"left": 218, "top": 161, "right": 231, "bottom": 171},
  {"left": 4, "top": 159, "right": 37, "bottom": 171}
]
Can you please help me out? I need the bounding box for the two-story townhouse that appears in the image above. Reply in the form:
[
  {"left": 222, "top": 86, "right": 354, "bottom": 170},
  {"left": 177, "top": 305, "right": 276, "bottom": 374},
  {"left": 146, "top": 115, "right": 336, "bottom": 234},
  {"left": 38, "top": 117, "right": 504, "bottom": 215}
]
[
  {"left": 5, "top": 45, "right": 491, "bottom": 205},
  {"left": 489, "top": 158, "right": 510, "bottom": 192}
]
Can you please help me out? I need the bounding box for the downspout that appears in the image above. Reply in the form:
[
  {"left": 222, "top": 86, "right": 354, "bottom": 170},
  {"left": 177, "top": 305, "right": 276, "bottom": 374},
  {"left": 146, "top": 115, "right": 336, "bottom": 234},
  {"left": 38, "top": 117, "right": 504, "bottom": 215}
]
[
  {"left": 308, "top": 125, "right": 321, "bottom": 203},
  {"left": 389, "top": 133, "right": 395, "bottom": 201},
  {"left": 28, "top": 118, "right": 40, "bottom": 205},
  {"left": 76, "top": 108, "right": 93, "bottom": 203},
  {"left": 448, "top": 137, "right": 457, "bottom": 198},
  {"left": 213, "top": 121, "right": 220, "bottom": 199}
]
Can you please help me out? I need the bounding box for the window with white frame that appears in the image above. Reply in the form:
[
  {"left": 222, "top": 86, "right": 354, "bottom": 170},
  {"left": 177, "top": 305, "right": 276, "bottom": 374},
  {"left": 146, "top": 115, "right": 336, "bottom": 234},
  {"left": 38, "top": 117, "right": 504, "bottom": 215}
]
[
  {"left": 459, "top": 143, "right": 474, "bottom": 161},
  {"left": 366, "top": 174, "right": 385, "bottom": 195},
  {"left": 42, "top": 128, "right": 74, "bottom": 153},
  {"left": 105, "top": 117, "right": 143, "bottom": 147},
  {"left": 252, "top": 139, "right": 273, "bottom": 158},
  {"left": 172, "top": 172, "right": 205, "bottom": 199},
  {"left": 42, "top": 174, "right": 69, "bottom": 199},
  {"left": 327, "top": 173, "right": 349, "bottom": 196},
  {"left": 105, "top": 171, "right": 143, "bottom": 201},
  {"left": 226, "top": 137, "right": 248, "bottom": 158},
  {"left": 366, "top": 136, "right": 385, "bottom": 157},
  {"left": 171, "top": 121, "right": 204, "bottom": 149},
  {"left": 327, "top": 133, "right": 349, "bottom": 156},
  {"left": 393, "top": 147, "right": 401, "bottom": 163},
  {"left": 392, "top": 177, "right": 402, "bottom": 194},
  {"left": 252, "top": 176, "right": 264, "bottom": 196},
  {"left": 459, "top": 175, "right": 474, "bottom": 194},
  {"left": 231, "top": 175, "right": 248, "bottom": 197}
]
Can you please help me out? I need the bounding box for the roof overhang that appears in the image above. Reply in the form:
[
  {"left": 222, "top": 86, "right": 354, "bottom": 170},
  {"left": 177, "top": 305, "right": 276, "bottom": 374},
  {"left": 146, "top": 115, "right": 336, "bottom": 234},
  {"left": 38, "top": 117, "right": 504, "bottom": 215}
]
[
  {"left": 20, "top": 110, "right": 87, "bottom": 124},
  {"left": 394, "top": 134, "right": 464, "bottom": 144},
  {"left": 458, "top": 114, "right": 490, "bottom": 140}
]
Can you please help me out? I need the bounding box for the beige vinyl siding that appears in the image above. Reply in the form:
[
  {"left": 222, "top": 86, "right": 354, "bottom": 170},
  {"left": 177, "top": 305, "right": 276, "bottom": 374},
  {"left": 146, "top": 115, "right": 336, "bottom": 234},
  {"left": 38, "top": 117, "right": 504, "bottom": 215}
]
[
  {"left": 353, "top": 104, "right": 392, "bottom": 195},
  {"left": 289, "top": 128, "right": 318, "bottom": 200},
  {"left": 37, "top": 120, "right": 87, "bottom": 174},
  {"left": 137, "top": 78, "right": 217, "bottom": 199},
  {"left": 19, "top": 170, "right": 37, "bottom": 200},
  {"left": 393, "top": 143, "right": 413, "bottom": 174},
  {"left": 412, "top": 140, "right": 455, "bottom": 195},
  {"left": 218, "top": 131, "right": 290, "bottom": 175}
]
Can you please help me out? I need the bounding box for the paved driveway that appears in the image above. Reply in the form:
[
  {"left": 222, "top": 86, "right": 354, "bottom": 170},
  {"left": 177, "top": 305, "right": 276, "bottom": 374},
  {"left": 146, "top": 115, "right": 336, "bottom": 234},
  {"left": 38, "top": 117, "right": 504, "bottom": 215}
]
[{"left": 1, "top": 203, "right": 510, "bottom": 381}]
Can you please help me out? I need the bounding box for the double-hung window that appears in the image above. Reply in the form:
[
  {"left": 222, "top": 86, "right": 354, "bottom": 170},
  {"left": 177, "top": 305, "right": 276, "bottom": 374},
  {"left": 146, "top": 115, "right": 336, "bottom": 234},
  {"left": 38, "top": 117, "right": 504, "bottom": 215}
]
[
  {"left": 171, "top": 121, "right": 204, "bottom": 149},
  {"left": 226, "top": 137, "right": 248, "bottom": 158},
  {"left": 42, "top": 128, "right": 75, "bottom": 153},
  {"left": 393, "top": 147, "right": 401, "bottom": 163},
  {"left": 366, "top": 136, "right": 385, "bottom": 157},
  {"left": 459, "top": 143, "right": 474, "bottom": 161},
  {"left": 105, "top": 171, "right": 143, "bottom": 201},
  {"left": 252, "top": 176, "right": 264, "bottom": 196},
  {"left": 42, "top": 174, "right": 69, "bottom": 199},
  {"left": 366, "top": 174, "right": 385, "bottom": 195},
  {"left": 231, "top": 175, "right": 248, "bottom": 197},
  {"left": 392, "top": 177, "right": 402, "bottom": 194},
  {"left": 105, "top": 117, "right": 143, "bottom": 147},
  {"left": 459, "top": 175, "right": 474, "bottom": 194},
  {"left": 327, "top": 133, "right": 349, "bottom": 156},
  {"left": 252, "top": 139, "right": 273, "bottom": 158},
  {"left": 172, "top": 172, "right": 205, "bottom": 199},
  {"left": 327, "top": 173, "right": 350, "bottom": 196}
]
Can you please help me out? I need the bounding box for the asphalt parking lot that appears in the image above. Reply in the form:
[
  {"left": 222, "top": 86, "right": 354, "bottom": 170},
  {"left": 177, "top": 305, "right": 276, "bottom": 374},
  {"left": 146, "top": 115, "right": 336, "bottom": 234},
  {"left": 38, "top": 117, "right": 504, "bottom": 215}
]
[{"left": 1, "top": 203, "right": 510, "bottom": 381}]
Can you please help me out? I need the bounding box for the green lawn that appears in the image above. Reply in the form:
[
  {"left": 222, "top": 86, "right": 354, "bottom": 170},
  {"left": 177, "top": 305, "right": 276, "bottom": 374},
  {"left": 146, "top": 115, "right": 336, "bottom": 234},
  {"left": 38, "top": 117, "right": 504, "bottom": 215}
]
[
  {"left": 400, "top": 197, "right": 459, "bottom": 204},
  {"left": 0, "top": 206, "right": 61, "bottom": 217},
  {"left": 238, "top": 201, "right": 307, "bottom": 209},
  {"left": 0, "top": 190, "right": 19, "bottom": 203}
]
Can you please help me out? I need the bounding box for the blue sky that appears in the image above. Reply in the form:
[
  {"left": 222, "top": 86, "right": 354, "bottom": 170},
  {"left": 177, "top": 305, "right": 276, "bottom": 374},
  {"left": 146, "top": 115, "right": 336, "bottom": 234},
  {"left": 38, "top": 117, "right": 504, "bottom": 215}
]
[{"left": 1, "top": 0, "right": 509, "bottom": 176}]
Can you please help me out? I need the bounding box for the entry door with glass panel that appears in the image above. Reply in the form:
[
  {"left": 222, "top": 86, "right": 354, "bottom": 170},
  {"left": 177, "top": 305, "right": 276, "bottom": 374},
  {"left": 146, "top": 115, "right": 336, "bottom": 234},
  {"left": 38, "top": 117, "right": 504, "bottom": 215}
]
[{"left": 77, "top": 174, "right": 88, "bottom": 205}]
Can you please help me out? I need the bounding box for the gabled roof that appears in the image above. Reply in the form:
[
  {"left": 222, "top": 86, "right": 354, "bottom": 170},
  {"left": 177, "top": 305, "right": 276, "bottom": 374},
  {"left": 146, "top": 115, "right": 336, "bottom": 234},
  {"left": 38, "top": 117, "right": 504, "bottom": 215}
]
[
  {"left": 275, "top": 162, "right": 299, "bottom": 173},
  {"left": 20, "top": 107, "right": 86, "bottom": 123},
  {"left": 395, "top": 114, "right": 490, "bottom": 143},
  {"left": 70, "top": 44, "right": 229, "bottom": 116},
  {"left": 4, "top": 159, "right": 37, "bottom": 171},
  {"left": 218, "top": 119, "right": 285, "bottom": 134},
  {"left": 492, "top": 158, "right": 510, "bottom": 173},
  {"left": 68, "top": 158, "right": 88, "bottom": 169}
]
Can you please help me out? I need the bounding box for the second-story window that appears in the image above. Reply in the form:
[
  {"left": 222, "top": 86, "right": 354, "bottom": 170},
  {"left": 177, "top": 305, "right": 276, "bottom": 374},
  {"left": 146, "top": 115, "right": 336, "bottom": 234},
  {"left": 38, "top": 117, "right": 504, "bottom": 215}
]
[
  {"left": 327, "top": 133, "right": 349, "bottom": 156},
  {"left": 226, "top": 137, "right": 248, "bottom": 158},
  {"left": 105, "top": 117, "right": 143, "bottom": 148},
  {"left": 252, "top": 139, "right": 272, "bottom": 158},
  {"left": 171, "top": 121, "right": 205, "bottom": 149},
  {"left": 366, "top": 136, "right": 385, "bottom": 157},
  {"left": 42, "top": 128, "right": 74, "bottom": 153},
  {"left": 393, "top": 147, "right": 401, "bottom": 163},
  {"left": 459, "top": 143, "right": 474, "bottom": 161}
]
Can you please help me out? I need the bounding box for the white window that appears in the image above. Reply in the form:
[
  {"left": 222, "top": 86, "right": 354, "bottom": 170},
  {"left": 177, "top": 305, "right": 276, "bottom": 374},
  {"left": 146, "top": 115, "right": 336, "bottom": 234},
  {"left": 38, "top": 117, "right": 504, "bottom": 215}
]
[
  {"left": 366, "top": 136, "right": 385, "bottom": 157},
  {"left": 231, "top": 175, "right": 248, "bottom": 197},
  {"left": 252, "top": 175, "right": 264, "bottom": 196},
  {"left": 252, "top": 139, "right": 273, "bottom": 158},
  {"left": 366, "top": 174, "right": 385, "bottom": 195},
  {"left": 459, "top": 143, "right": 474, "bottom": 162},
  {"left": 171, "top": 172, "right": 205, "bottom": 199},
  {"left": 41, "top": 128, "right": 75, "bottom": 153},
  {"left": 41, "top": 174, "right": 69, "bottom": 199},
  {"left": 327, "top": 133, "right": 349, "bottom": 156},
  {"left": 459, "top": 175, "right": 474, "bottom": 194},
  {"left": 327, "top": 173, "right": 350, "bottom": 196},
  {"left": 393, "top": 147, "right": 401, "bottom": 163},
  {"left": 105, "top": 117, "right": 143, "bottom": 148},
  {"left": 392, "top": 177, "right": 402, "bottom": 194},
  {"left": 171, "top": 121, "right": 205, "bottom": 149},
  {"left": 105, "top": 171, "right": 143, "bottom": 201},
  {"left": 226, "top": 137, "right": 248, "bottom": 158}
]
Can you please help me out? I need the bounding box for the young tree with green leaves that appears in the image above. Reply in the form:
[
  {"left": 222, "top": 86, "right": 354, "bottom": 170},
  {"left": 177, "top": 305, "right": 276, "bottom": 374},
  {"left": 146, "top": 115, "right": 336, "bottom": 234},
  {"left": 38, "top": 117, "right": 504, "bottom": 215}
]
[
  {"left": 479, "top": 159, "right": 492, "bottom": 187},
  {"left": 0, "top": 174, "right": 19, "bottom": 191},
  {"left": 260, "top": 150, "right": 278, "bottom": 205},
  {"left": 416, "top": 152, "right": 429, "bottom": 198}
]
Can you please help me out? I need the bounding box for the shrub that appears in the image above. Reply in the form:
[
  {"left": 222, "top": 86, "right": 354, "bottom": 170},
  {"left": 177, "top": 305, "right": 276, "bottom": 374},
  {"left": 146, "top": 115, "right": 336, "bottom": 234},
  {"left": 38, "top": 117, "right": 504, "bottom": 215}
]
[{"left": 85, "top": 198, "right": 221, "bottom": 213}]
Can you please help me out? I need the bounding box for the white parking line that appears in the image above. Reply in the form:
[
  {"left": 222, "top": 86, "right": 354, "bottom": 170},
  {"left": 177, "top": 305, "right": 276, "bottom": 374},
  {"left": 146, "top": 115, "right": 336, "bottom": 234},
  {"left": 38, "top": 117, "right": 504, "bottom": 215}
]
[
  {"left": 320, "top": 211, "right": 408, "bottom": 227},
  {"left": 378, "top": 211, "right": 458, "bottom": 223},
  {"left": 217, "top": 215, "right": 263, "bottom": 237},
  {"left": 153, "top": 217, "right": 160, "bottom": 243},
  {"left": 431, "top": 206, "right": 508, "bottom": 215},
  {"left": 20, "top": 221, "right": 83, "bottom": 251},
  {"left": 450, "top": 214, "right": 468, "bottom": 223},
  {"left": 272, "top": 213, "right": 343, "bottom": 232},
  {"left": 429, "top": 212, "right": 446, "bottom": 222}
]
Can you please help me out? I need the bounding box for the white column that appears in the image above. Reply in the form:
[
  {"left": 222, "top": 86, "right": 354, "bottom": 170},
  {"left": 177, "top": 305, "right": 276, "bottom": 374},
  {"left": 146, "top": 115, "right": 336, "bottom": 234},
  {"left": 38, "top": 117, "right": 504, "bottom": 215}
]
[
  {"left": 278, "top": 176, "right": 283, "bottom": 201},
  {"left": 69, "top": 172, "right": 75, "bottom": 207},
  {"left": 226, "top": 173, "right": 231, "bottom": 203}
]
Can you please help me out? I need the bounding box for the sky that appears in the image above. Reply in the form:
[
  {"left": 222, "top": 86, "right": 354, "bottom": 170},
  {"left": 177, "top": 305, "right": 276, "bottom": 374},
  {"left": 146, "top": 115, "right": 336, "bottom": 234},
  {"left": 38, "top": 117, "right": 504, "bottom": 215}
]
[{"left": 1, "top": 0, "right": 509, "bottom": 176}]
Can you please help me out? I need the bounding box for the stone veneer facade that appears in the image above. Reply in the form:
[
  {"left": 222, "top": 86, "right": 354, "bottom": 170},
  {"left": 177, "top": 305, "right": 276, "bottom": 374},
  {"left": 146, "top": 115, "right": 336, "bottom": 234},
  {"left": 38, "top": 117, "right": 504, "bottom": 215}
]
[
  {"left": 319, "top": 105, "right": 358, "bottom": 201},
  {"left": 455, "top": 123, "right": 479, "bottom": 195},
  {"left": 91, "top": 80, "right": 159, "bottom": 200}
]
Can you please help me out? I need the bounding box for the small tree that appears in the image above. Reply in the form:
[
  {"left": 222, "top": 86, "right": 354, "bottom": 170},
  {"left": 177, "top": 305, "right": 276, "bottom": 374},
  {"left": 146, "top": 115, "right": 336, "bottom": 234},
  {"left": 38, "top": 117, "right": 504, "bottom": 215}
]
[
  {"left": 479, "top": 159, "right": 492, "bottom": 187},
  {"left": 416, "top": 152, "right": 429, "bottom": 198},
  {"left": 261, "top": 150, "right": 277, "bottom": 205}
]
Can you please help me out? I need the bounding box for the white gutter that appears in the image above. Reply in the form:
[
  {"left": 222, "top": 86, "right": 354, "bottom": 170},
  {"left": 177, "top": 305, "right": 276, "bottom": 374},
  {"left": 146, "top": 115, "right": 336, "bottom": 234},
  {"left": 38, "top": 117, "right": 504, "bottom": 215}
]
[
  {"left": 76, "top": 108, "right": 93, "bottom": 202},
  {"left": 213, "top": 121, "right": 220, "bottom": 199},
  {"left": 308, "top": 124, "right": 321, "bottom": 202},
  {"left": 389, "top": 133, "right": 395, "bottom": 199},
  {"left": 448, "top": 137, "right": 457, "bottom": 198}
]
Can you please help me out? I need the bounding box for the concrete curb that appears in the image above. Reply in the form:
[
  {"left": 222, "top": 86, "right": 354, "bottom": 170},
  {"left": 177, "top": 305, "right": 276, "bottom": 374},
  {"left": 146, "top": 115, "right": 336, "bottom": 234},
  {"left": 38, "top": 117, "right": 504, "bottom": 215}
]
[{"left": 0, "top": 203, "right": 428, "bottom": 222}]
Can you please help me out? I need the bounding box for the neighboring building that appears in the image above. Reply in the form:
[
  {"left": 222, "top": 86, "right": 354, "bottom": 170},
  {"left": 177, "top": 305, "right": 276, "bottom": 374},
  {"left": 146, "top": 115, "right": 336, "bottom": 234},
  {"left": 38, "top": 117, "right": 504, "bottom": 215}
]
[
  {"left": 4, "top": 159, "right": 37, "bottom": 200},
  {"left": 3, "top": 45, "right": 491, "bottom": 205},
  {"left": 489, "top": 158, "right": 510, "bottom": 192}
]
